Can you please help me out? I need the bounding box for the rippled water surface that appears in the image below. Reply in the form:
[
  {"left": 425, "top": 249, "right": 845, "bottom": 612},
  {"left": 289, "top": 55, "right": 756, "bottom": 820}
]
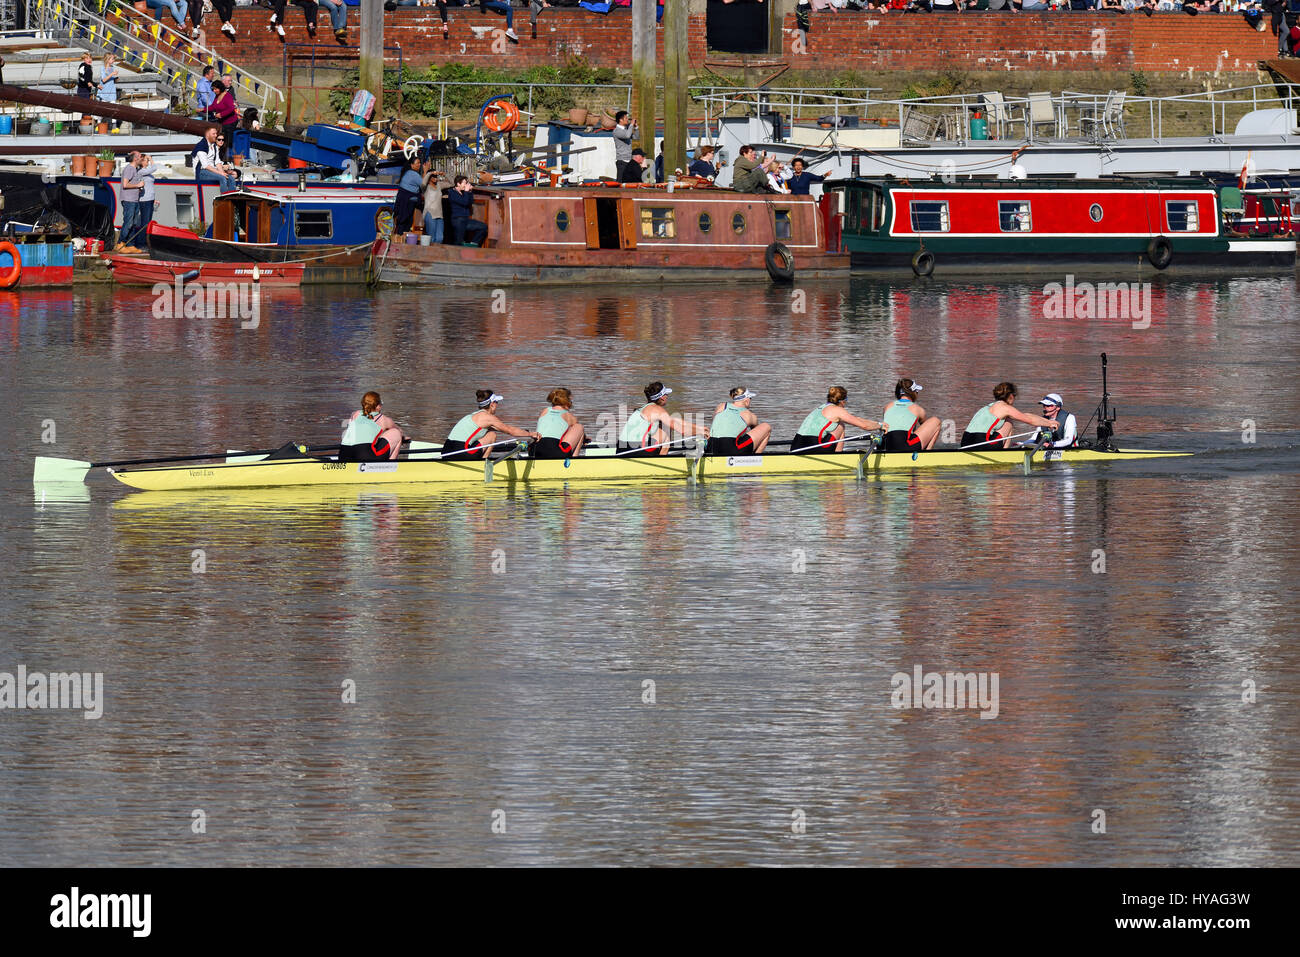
[{"left": 2, "top": 277, "right": 1298, "bottom": 866}]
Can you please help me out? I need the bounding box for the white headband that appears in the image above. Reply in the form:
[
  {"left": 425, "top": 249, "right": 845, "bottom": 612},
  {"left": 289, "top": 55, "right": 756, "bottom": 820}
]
[{"left": 478, "top": 393, "right": 503, "bottom": 408}]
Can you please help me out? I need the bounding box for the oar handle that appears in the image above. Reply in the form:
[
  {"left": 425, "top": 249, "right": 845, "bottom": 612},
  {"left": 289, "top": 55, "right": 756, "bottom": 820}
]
[{"left": 91, "top": 438, "right": 411, "bottom": 470}]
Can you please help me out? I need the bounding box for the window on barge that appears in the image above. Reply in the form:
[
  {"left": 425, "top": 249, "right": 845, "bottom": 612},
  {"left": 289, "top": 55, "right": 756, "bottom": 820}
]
[
  {"left": 998, "top": 201, "right": 1031, "bottom": 232},
  {"left": 1165, "top": 201, "right": 1200, "bottom": 232},
  {"left": 294, "top": 209, "right": 333, "bottom": 240},
  {"left": 641, "top": 207, "right": 675, "bottom": 239},
  {"left": 910, "top": 200, "right": 949, "bottom": 233}
]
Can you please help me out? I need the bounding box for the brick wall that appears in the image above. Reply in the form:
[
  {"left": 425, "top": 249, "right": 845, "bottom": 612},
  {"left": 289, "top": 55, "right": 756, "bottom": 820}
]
[{"left": 223, "top": 9, "right": 1274, "bottom": 76}]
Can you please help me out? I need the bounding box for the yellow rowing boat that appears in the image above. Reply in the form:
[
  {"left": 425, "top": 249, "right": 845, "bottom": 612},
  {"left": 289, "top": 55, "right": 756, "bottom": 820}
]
[{"left": 102, "top": 446, "right": 1191, "bottom": 492}]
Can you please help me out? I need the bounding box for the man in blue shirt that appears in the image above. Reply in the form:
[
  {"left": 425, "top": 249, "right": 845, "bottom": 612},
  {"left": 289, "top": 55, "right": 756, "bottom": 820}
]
[
  {"left": 784, "top": 157, "right": 828, "bottom": 196},
  {"left": 394, "top": 158, "right": 424, "bottom": 234},
  {"left": 196, "top": 67, "right": 216, "bottom": 119}
]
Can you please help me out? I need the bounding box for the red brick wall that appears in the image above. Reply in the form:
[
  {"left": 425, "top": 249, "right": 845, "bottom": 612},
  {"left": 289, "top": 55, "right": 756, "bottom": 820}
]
[{"left": 225, "top": 9, "right": 1274, "bottom": 76}]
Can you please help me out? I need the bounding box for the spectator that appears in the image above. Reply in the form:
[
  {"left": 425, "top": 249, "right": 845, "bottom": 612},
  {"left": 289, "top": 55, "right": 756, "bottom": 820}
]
[
  {"left": 689, "top": 145, "right": 717, "bottom": 179},
  {"left": 196, "top": 66, "right": 216, "bottom": 119},
  {"left": 783, "top": 157, "right": 828, "bottom": 195},
  {"left": 128, "top": 154, "right": 159, "bottom": 247},
  {"left": 479, "top": 0, "right": 520, "bottom": 42},
  {"left": 268, "top": 0, "right": 319, "bottom": 40},
  {"left": 119, "top": 151, "right": 143, "bottom": 250},
  {"left": 619, "top": 148, "right": 652, "bottom": 184},
  {"left": 448, "top": 174, "right": 488, "bottom": 246},
  {"left": 318, "top": 0, "right": 349, "bottom": 43},
  {"left": 394, "top": 158, "right": 424, "bottom": 233},
  {"left": 99, "top": 55, "right": 119, "bottom": 105},
  {"left": 195, "top": 126, "right": 238, "bottom": 192},
  {"left": 192, "top": 0, "right": 238, "bottom": 40},
  {"left": 931, "top": 0, "right": 961, "bottom": 10},
  {"left": 389, "top": 0, "right": 454, "bottom": 39},
  {"left": 76, "top": 53, "right": 97, "bottom": 100},
  {"left": 147, "top": 0, "right": 189, "bottom": 28},
  {"left": 423, "top": 165, "right": 445, "bottom": 243},
  {"left": 241, "top": 108, "right": 261, "bottom": 132},
  {"left": 767, "top": 163, "right": 791, "bottom": 193},
  {"left": 530, "top": 0, "right": 551, "bottom": 37},
  {"left": 732, "top": 145, "right": 775, "bottom": 192},
  {"left": 612, "top": 110, "right": 636, "bottom": 180},
  {"left": 210, "top": 81, "right": 240, "bottom": 147},
  {"left": 1098, "top": 0, "right": 1126, "bottom": 9}
]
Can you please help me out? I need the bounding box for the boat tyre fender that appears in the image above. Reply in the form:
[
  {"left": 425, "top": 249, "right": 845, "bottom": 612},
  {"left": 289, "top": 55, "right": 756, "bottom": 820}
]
[
  {"left": 0, "top": 241, "right": 20, "bottom": 288},
  {"left": 765, "top": 241, "right": 795, "bottom": 283},
  {"left": 911, "top": 248, "right": 935, "bottom": 278},
  {"left": 1147, "top": 235, "right": 1173, "bottom": 270}
]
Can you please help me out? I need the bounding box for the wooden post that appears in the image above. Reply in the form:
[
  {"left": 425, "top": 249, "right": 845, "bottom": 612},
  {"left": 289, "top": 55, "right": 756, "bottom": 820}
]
[
  {"left": 359, "top": 0, "right": 385, "bottom": 120},
  {"left": 662, "top": 0, "right": 689, "bottom": 176},
  {"left": 631, "top": 0, "right": 656, "bottom": 157}
]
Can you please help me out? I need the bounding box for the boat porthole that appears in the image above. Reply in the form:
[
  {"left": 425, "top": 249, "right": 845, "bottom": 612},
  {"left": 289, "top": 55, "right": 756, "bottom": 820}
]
[
  {"left": 1089, "top": 203, "right": 1103, "bottom": 223},
  {"left": 699, "top": 212, "right": 712, "bottom": 233},
  {"left": 555, "top": 209, "right": 570, "bottom": 232},
  {"left": 732, "top": 212, "right": 746, "bottom": 234}
]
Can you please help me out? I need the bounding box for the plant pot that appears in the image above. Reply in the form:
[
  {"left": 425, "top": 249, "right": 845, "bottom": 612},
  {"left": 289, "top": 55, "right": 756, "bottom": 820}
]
[
  {"left": 70, "top": 155, "right": 86, "bottom": 176},
  {"left": 118, "top": 122, "right": 132, "bottom": 135},
  {"left": 16, "top": 119, "right": 32, "bottom": 135},
  {"left": 78, "top": 124, "right": 93, "bottom": 136},
  {"left": 403, "top": 233, "right": 418, "bottom": 244},
  {"left": 600, "top": 116, "right": 616, "bottom": 131},
  {"left": 97, "top": 160, "right": 115, "bottom": 177},
  {"left": 96, "top": 122, "right": 110, "bottom": 134},
  {"left": 232, "top": 154, "right": 244, "bottom": 167},
  {"left": 568, "top": 108, "right": 589, "bottom": 126}
]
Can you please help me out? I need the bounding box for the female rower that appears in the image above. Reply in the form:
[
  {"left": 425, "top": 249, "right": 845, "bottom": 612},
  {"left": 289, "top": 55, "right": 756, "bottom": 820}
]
[
  {"left": 792, "top": 386, "right": 882, "bottom": 453},
  {"left": 881, "top": 378, "right": 941, "bottom": 451},
  {"left": 339, "top": 391, "right": 406, "bottom": 461},
  {"left": 617, "top": 382, "right": 709, "bottom": 456},
  {"left": 533, "top": 387, "right": 586, "bottom": 459},
  {"left": 960, "top": 382, "right": 1058, "bottom": 450},
  {"left": 442, "top": 390, "right": 540, "bottom": 461},
  {"left": 705, "top": 387, "right": 772, "bottom": 456}
]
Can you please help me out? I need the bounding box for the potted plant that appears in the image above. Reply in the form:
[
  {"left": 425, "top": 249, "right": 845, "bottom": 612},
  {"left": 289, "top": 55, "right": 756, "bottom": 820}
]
[
  {"left": 96, "top": 120, "right": 110, "bottom": 134},
  {"left": 14, "top": 103, "right": 31, "bottom": 136},
  {"left": 96, "top": 149, "right": 116, "bottom": 177},
  {"left": 262, "top": 109, "right": 282, "bottom": 131}
]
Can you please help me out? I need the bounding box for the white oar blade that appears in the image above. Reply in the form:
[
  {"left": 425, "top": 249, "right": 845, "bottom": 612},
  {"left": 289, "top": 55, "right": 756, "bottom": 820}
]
[
  {"left": 32, "top": 456, "right": 93, "bottom": 484},
  {"left": 408, "top": 441, "right": 442, "bottom": 454},
  {"left": 34, "top": 481, "right": 91, "bottom": 504},
  {"left": 225, "top": 450, "right": 268, "bottom": 464}
]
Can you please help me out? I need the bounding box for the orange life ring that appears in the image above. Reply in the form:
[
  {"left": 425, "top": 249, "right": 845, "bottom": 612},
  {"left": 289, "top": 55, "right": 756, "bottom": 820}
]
[
  {"left": 483, "top": 99, "right": 520, "bottom": 134},
  {"left": 0, "top": 241, "right": 21, "bottom": 289}
]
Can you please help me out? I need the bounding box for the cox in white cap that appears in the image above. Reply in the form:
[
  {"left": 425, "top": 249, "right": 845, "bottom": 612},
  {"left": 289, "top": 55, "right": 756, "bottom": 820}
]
[{"left": 1039, "top": 393, "right": 1064, "bottom": 409}]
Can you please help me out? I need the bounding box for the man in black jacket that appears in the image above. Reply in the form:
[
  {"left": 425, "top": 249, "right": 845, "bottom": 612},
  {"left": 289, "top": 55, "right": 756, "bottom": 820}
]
[
  {"left": 76, "top": 53, "right": 97, "bottom": 99},
  {"left": 448, "top": 175, "right": 488, "bottom": 246}
]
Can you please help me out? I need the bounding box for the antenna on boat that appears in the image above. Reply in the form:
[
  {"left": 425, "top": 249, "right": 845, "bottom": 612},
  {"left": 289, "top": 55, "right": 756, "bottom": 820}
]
[{"left": 1095, "top": 352, "right": 1117, "bottom": 451}]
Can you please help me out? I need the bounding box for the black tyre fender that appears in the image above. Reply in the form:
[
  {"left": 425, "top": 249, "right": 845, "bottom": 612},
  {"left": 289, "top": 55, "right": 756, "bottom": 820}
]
[
  {"left": 1147, "top": 235, "right": 1173, "bottom": 270},
  {"left": 911, "top": 248, "right": 935, "bottom": 278},
  {"left": 765, "top": 241, "right": 795, "bottom": 283}
]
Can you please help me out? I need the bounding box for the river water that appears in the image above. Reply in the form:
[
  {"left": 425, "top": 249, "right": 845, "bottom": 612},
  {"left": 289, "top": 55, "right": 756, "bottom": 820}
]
[{"left": 2, "top": 276, "right": 1297, "bottom": 866}]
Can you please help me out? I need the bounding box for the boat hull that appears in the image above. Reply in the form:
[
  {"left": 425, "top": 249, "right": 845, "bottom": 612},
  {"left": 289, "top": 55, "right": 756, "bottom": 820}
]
[
  {"left": 104, "top": 254, "right": 305, "bottom": 287},
  {"left": 0, "top": 239, "right": 74, "bottom": 287},
  {"left": 145, "top": 222, "right": 368, "bottom": 284},
  {"left": 108, "top": 447, "right": 1191, "bottom": 491},
  {"left": 847, "top": 239, "right": 1296, "bottom": 273}
]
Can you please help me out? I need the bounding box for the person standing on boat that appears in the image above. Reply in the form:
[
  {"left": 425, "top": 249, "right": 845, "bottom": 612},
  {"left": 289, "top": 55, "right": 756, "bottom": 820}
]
[
  {"left": 613, "top": 111, "right": 637, "bottom": 181},
  {"left": 783, "top": 157, "right": 828, "bottom": 196},
  {"left": 130, "top": 153, "right": 159, "bottom": 248},
  {"left": 448, "top": 175, "right": 488, "bottom": 246},
  {"left": 99, "top": 55, "right": 119, "bottom": 105},
  {"left": 340, "top": 391, "right": 407, "bottom": 462},
  {"left": 196, "top": 66, "right": 217, "bottom": 120},
  {"left": 792, "top": 386, "right": 882, "bottom": 453},
  {"left": 442, "top": 392, "right": 540, "bottom": 461},
  {"left": 881, "top": 378, "right": 941, "bottom": 452},
  {"left": 617, "top": 382, "right": 710, "bottom": 456},
  {"left": 118, "top": 153, "right": 143, "bottom": 252},
  {"left": 706, "top": 387, "right": 772, "bottom": 456},
  {"left": 76, "top": 53, "right": 97, "bottom": 100},
  {"left": 533, "top": 388, "right": 587, "bottom": 459},
  {"left": 960, "top": 382, "right": 1058, "bottom": 451},
  {"left": 209, "top": 81, "right": 241, "bottom": 150},
  {"left": 422, "top": 165, "right": 445, "bottom": 244},
  {"left": 1035, "top": 393, "right": 1078, "bottom": 449},
  {"left": 394, "top": 157, "right": 423, "bottom": 234}
]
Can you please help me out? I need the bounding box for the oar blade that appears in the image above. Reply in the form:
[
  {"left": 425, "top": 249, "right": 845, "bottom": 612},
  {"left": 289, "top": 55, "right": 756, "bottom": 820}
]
[{"left": 32, "top": 456, "right": 93, "bottom": 484}]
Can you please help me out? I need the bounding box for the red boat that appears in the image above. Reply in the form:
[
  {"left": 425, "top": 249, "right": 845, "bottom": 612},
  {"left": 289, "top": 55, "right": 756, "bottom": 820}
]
[{"left": 104, "top": 254, "right": 305, "bottom": 287}]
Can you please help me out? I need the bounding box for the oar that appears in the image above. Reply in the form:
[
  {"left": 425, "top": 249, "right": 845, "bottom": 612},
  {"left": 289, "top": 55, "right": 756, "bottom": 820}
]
[
  {"left": 613, "top": 435, "right": 705, "bottom": 457},
  {"left": 403, "top": 436, "right": 531, "bottom": 460},
  {"left": 958, "top": 429, "right": 1040, "bottom": 452},
  {"left": 33, "top": 441, "right": 360, "bottom": 484},
  {"left": 785, "top": 431, "right": 882, "bottom": 454}
]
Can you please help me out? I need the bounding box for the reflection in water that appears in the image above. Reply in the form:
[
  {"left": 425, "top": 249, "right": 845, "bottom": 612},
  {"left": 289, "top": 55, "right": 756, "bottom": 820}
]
[{"left": 1, "top": 277, "right": 1298, "bottom": 866}]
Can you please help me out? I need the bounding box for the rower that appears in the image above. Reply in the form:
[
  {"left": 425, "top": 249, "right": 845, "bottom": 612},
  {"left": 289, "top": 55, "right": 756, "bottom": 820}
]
[
  {"left": 960, "top": 382, "right": 1058, "bottom": 450},
  {"left": 881, "top": 378, "right": 941, "bottom": 451},
  {"left": 1037, "top": 392, "right": 1078, "bottom": 448},
  {"left": 792, "top": 386, "right": 882, "bottom": 453},
  {"left": 533, "top": 387, "right": 586, "bottom": 459},
  {"left": 339, "top": 391, "right": 406, "bottom": 462},
  {"left": 441, "top": 390, "right": 540, "bottom": 461},
  {"left": 617, "top": 382, "right": 710, "bottom": 456},
  {"left": 705, "top": 387, "right": 771, "bottom": 455}
]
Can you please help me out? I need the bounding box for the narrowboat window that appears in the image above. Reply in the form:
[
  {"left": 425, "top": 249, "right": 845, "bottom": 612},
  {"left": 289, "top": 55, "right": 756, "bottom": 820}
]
[
  {"left": 555, "top": 209, "right": 570, "bottom": 232},
  {"left": 732, "top": 212, "right": 746, "bottom": 234},
  {"left": 698, "top": 212, "right": 712, "bottom": 233},
  {"left": 1165, "top": 201, "right": 1200, "bottom": 232},
  {"left": 909, "top": 200, "right": 949, "bottom": 233},
  {"left": 998, "top": 201, "right": 1031, "bottom": 232},
  {"left": 294, "top": 209, "right": 333, "bottom": 239},
  {"left": 774, "top": 209, "right": 792, "bottom": 239},
  {"left": 1089, "top": 203, "right": 1103, "bottom": 223},
  {"left": 640, "top": 207, "right": 675, "bottom": 239},
  {"left": 176, "top": 193, "right": 196, "bottom": 226}
]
